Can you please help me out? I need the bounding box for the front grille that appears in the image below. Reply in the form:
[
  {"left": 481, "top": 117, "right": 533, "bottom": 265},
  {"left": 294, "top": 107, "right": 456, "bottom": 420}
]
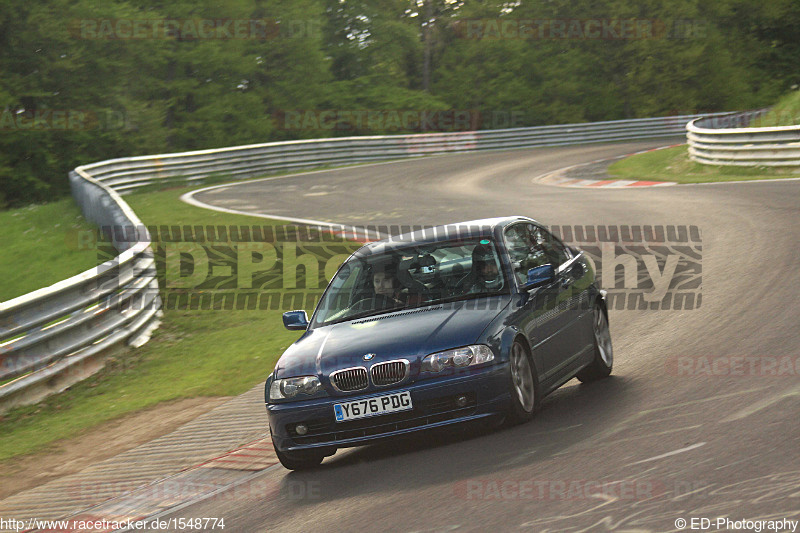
[
  {"left": 371, "top": 360, "right": 409, "bottom": 386},
  {"left": 330, "top": 367, "right": 368, "bottom": 392}
]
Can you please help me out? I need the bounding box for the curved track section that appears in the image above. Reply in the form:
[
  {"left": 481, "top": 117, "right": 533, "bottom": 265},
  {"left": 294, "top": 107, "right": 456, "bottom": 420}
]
[{"left": 180, "top": 140, "right": 800, "bottom": 532}]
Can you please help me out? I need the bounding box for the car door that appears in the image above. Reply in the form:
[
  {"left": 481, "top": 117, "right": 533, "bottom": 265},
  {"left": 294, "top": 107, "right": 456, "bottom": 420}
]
[
  {"left": 534, "top": 224, "right": 593, "bottom": 374},
  {"left": 504, "top": 222, "right": 572, "bottom": 379}
]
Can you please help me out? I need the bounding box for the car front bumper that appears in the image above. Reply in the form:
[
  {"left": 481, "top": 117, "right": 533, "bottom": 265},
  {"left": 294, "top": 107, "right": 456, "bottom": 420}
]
[{"left": 267, "top": 362, "right": 510, "bottom": 452}]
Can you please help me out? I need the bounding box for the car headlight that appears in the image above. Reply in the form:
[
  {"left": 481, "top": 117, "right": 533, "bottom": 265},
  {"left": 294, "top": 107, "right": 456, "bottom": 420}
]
[
  {"left": 269, "top": 376, "right": 323, "bottom": 400},
  {"left": 421, "top": 345, "right": 495, "bottom": 372}
]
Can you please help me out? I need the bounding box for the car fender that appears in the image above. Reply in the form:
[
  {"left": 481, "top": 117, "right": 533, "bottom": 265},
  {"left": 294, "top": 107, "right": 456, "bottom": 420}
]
[{"left": 495, "top": 325, "right": 543, "bottom": 384}]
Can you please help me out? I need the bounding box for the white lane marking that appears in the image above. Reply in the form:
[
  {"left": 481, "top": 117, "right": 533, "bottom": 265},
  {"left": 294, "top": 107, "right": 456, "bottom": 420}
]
[
  {"left": 671, "top": 483, "right": 714, "bottom": 502},
  {"left": 181, "top": 189, "right": 341, "bottom": 227},
  {"left": 181, "top": 189, "right": 392, "bottom": 243},
  {"left": 720, "top": 382, "right": 800, "bottom": 423},
  {"left": 499, "top": 448, "right": 540, "bottom": 467},
  {"left": 528, "top": 423, "right": 583, "bottom": 437},
  {"left": 181, "top": 185, "right": 388, "bottom": 241},
  {"left": 626, "top": 442, "right": 706, "bottom": 466},
  {"left": 179, "top": 155, "right": 443, "bottom": 217},
  {"left": 640, "top": 386, "right": 770, "bottom": 414},
  {"left": 714, "top": 456, "right": 752, "bottom": 471},
  {"left": 602, "top": 425, "right": 703, "bottom": 447}
]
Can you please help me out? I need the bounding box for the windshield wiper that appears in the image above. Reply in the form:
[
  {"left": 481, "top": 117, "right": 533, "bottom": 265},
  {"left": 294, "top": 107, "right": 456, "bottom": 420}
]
[
  {"left": 427, "top": 291, "right": 506, "bottom": 306},
  {"left": 326, "top": 305, "right": 406, "bottom": 325}
]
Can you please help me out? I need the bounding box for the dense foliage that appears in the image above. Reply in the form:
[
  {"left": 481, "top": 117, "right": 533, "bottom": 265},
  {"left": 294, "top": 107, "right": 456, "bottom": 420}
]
[{"left": 1, "top": 0, "right": 797, "bottom": 206}]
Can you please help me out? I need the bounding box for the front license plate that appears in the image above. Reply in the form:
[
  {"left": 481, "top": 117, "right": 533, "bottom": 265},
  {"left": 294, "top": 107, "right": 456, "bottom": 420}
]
[{"left": 334, "top": 391, "right": 412, "bottom": 422}]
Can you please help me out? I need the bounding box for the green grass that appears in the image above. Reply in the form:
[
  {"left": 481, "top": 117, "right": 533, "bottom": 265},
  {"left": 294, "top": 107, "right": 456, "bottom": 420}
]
[
  {"left": 750, "top": 89, "right": 800, "bottom": 127},
  {"left": 607, "top": 145, "right": 800, "bottom": 184},
  {"left": 0, "top": 312, "right": 296, "bottom": 460},
  {"left": 0, "top": 185, "right": 339, "bottom": 462},
  {"left": 0, "top": 198, "right": 103, "bottom": 302}
]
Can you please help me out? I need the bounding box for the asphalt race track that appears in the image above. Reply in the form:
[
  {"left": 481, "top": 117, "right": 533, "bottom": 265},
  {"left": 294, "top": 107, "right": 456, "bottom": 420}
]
[{"left": 179, "top": 140, "right": 800, "bottom": 532}]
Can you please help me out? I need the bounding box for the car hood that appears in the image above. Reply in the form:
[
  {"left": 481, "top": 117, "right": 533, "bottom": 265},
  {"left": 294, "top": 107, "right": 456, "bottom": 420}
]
[{"left": 275, "top": 295, "right": 512, "bottom": 378}]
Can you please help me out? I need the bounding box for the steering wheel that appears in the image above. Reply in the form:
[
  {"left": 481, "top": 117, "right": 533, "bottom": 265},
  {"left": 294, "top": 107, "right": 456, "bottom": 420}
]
[
  {"left": 452, "top": 271, "right": 477, "bottom": 296},
  {"left": 348, "top": 294, "right": 398, "bottom": 312}
]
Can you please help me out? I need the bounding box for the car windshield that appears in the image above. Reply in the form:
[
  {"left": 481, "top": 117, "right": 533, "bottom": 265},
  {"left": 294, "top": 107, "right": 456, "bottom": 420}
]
[{"left": 312, "top": 237, "right": 508, "bottom": 326}]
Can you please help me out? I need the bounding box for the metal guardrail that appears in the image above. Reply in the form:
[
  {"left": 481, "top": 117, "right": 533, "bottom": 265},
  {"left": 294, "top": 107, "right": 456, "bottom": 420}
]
[
  {"left": 0, "top": 170, "right": 162, "bottom": 412},
  {"left": 0, "top": 112, "right": 724, "bottom": 411},
  {"left": 687, "top": 110, "right": 800, "bottom": 166},
  {"left": 81, "top": 113, "right": 723, "bottom": 193}
]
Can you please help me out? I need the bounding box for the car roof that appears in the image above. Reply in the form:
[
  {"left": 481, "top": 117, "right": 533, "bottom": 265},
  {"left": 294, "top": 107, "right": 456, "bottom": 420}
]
[{"left": 356, "top": 216, "right": 535, "bottom": 256}]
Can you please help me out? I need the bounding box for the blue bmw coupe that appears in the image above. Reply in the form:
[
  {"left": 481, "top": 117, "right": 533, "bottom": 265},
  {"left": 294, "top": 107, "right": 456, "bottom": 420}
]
[{"left": 265, "top": 216, "right": 612, "bottom": 470}]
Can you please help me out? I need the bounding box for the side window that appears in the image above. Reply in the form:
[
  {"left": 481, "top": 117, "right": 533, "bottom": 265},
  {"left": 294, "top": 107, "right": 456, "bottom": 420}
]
[
  {"left": 503, "top": 223, "right": 551, "bottom": 285},
  {"left": 533, "top": 225, "right": 570, "bottom": 267}
]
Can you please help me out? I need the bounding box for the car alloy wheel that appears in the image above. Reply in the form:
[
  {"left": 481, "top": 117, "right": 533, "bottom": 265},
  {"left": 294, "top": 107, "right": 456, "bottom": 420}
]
[
  {"left": 594, "top": 305, "right": 613, "bottom": 367},
  {"left": 506, "top": 340, "right": 539, "bottom": 424},
  {"left": 577, "top": 303, "right": 613, "bottom": 383},
  {"left": 511, "top": 342, "right": 535, "bottom": 412}
]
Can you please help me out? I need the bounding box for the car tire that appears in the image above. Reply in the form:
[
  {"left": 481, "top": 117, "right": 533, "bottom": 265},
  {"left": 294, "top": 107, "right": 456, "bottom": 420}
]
[
  {"left": 576, "top": 303, "right": 613, "bottom": 383},
  {"left": 272, "top": 436, "right": 326, "bottom": 471},
  {"left": 505, "top": 340, "right": 540, "bottom": 425}
]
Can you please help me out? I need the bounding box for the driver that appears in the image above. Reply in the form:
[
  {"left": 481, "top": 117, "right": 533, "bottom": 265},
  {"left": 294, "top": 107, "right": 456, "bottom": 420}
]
[
  {"left": 372, "top": 263, "right": 404, "bottom": 305},
  {"left": 468, "top": 244, "right": 502, "bottom": 293}
]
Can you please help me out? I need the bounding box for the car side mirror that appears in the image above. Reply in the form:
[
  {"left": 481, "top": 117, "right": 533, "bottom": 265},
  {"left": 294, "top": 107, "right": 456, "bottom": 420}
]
[
  {"left": 520, "top": 264, "right": 555, "bottom": 291},
  {"left": 283, "top": 310, "right": 309, "bottom": 330}
]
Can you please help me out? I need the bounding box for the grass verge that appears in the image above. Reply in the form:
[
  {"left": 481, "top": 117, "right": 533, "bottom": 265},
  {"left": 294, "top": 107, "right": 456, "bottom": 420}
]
[
  {"left": 0, "top": 185, "right": 343, "bottom": 462},
  {"left": 607, "top": 145, "right": 800, "bottom": 184},
  {"left": 750, "top": 89, "right": 800, "bottom": 127},
  {"left": 0, "top": 198, "right": 103, "bottom": 302}
]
